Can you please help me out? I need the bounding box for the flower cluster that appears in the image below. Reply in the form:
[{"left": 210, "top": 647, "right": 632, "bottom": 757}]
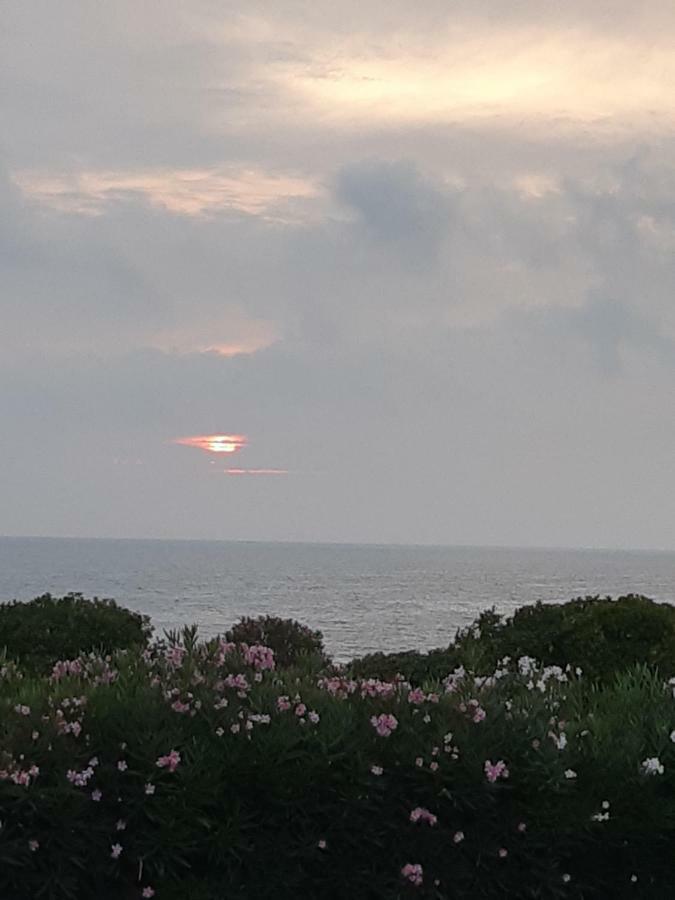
[{"left": 370, "top": 713, "right": 398, "bottom": 737}]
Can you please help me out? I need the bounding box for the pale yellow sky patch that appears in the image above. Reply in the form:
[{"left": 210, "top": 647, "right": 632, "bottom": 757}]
[{"left": 270, "top": 27, "right": 675, "bottom": 130}]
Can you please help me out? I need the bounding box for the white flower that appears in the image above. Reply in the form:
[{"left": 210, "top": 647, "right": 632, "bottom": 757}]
[
  {"left": 549, "top": 731, "right": 567, "bottom": 751},
  {"left": 641, "top": 756, "right": 664, "bottom": 776},
  {"left": 564, "top": 769, "right": 577, "bottom": 780}
]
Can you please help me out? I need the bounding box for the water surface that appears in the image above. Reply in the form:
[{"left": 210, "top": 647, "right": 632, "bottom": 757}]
[{"left": 1, "top": 537, "right": 674, "bottom": 660}]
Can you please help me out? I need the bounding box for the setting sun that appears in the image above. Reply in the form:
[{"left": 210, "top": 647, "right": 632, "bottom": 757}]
[{"left": 173, "top": 434, "right": 248, "bottom": 455}]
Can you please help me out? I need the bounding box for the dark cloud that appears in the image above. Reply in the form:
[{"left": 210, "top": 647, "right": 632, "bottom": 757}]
[{"left": 334, "top": 159, "right": 454, "bottom": 259}]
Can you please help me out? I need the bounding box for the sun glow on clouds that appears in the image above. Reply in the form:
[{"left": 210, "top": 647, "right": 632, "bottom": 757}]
[
  {"left": 277, "top": 28, "right": 675, "bottom": 130},
  {"left": 14, "top": 167, "right": 321, "bottom": 220},
  {"left": 174, "top": 434, "right": 248, "bottom": 454}
]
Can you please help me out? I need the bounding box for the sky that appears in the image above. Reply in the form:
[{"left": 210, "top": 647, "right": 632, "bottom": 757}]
[{"left": 1, "top": 1, "right": 675, "bottom": 549}]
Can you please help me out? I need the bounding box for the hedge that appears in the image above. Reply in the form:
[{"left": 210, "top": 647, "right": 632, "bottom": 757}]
[{"left": 2, "top": 628, "right": 675, "bottom": 898}]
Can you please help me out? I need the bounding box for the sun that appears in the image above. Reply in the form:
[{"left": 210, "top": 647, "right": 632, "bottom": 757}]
[
  {"left": 206, "top": 436, "right": 240, "bottom": 454},
  {"left": 173, "top": 434, "right": 248, "bottom": 454}
]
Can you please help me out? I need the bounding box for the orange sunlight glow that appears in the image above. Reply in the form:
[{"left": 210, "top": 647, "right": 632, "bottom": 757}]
[{"left": 173, "top": 434, "right": 248, "bottom": 454}]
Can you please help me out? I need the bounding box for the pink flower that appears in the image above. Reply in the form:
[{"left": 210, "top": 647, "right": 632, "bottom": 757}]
[
  {"left": 276, "top": 696, "right": 291, "bottom": 712},
  {"left": 370, "top": 713, "right": 398, "bottom": 737},
  {"left": 407, "top": 688, "right": 426, "bottom": 705},
  {"left": 498, "top": 847, "right": 508, "bottom": 858},
  {"left": 453, "top": 830, "right": 464, "bottom": 843},
  {"left": 370, "top": 764, "right": 383, "bottom": 776},
  {"left": 401, "top": 863, "right": 423, "bottom": 886},
  {"left": 409, "top": 807, "right": 438, "bottom": 826},
  {"left": 472, "top": 707, "right": 486, "bottom": 723},
  {"left": 28, "top": 839, "right": 39, "bottom": 852},
  {"left": 223, "top": 673, "right": 249, "bottom": 692},
  {"left": 317, "top": 839, "right": 327, "bottom": 849},
  {"left": 69, "top": 721, "right": 82, "bottom": 738},
  {"left": 111, "top": 843, "right": 123, "bottom": 859},
  {"left": 243, "top": 644, "right": 276, "bottom": 671},
  {"left": 295, "top": 703, "right": 307, "bottom": 717},
  {"left": 156, "top": 750, "right": 181, "bottom": 772},
  {"left": 308, "top": 711, "right": 320, "bottom": 724},
  {"left": 165, "top": 646, "right": 185, "bottom": 668},
  {"left": 142, "top": 889, "right": 155, "bottom": 899},
  {"left": 360, "top": 678, "right": 397, "bottom": 699},
  {"left": 91, "top": 789, "right": 102, "bottom": 802},
  {"left": 484, "top": 759, "right": 509, "bottom": 783},
  {"left": 117, "top": 760, "right": 128, "bottom": 772}
]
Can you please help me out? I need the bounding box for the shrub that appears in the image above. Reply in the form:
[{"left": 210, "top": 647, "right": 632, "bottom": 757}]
[
  {"left": 225, "top": 615, "right": 328, "bottom": 669},
  {"left": 455, "top": 595, "right": 675, "bottom": 681},
  {"left": 349, "top": 646, "right": 460, "bottom": 683},
  {"left": 2, "top": 635, "right": 675, "bottom": 898},
  {"left": 0, "top": 593, "right": 151, "bottom": 674}
]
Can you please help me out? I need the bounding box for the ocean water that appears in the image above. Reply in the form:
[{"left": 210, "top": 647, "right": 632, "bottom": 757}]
[{"left": 1, "top": 537, "right": 675, "bottom": 661}]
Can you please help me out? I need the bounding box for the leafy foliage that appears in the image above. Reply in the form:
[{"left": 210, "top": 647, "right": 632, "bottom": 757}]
[
  {"left": 225, "top": 615, "right": 328, "bottom": 668},
  {"left": 0, "top": 593, "right": 152, "bottom": 674},
  {"left": 2, "top": 628, "right": 675, "bottom": 898},
  {"left": 351, "top": 596, "right": 675, "bottom": 685},
  {"left": 3, "top": 596, "right": 675, "bottom": 897},
  {"left": 454, "top": 595, "right": 675, "bottom": 681},
  {"left": 349, "top": 647, "right": 460, "bottom": 683}
]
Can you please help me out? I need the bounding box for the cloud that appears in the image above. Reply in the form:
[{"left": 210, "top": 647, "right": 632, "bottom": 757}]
[
  {"left": 15, "top": 167, "right": 323, "bottom": 221},
  {"left": 334, "top": 159, "right": 454, "bottom": 259},
  {"left": 3, "top": 2, "right": 675, "bottom": 546}
]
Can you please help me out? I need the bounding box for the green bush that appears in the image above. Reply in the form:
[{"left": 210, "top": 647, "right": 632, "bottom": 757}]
[
  {"left": 2, "top": 634, "right": 675, "bottom": 898},
  {"left": 455, "top": 595, "right": 675, "bottom": 681},
  {"left": 349, "top": 646, "right": 460, "bottom": 683},
  {"left": 0, "top": 593, "right": 151, "bottom": 674},
  {"left": 225, "top": 615, "right": 328, "bottom": 668},
  {"left": 348, "top": 596, "right": 675, "bottom": 686}
]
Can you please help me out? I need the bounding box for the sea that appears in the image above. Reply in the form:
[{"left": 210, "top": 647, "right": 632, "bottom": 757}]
[{"left": 1, "top": 537, "right": 675, "bottom": 661}]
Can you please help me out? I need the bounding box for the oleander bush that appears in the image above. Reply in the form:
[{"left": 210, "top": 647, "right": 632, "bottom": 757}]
[
  {"left": 350, "top": 596, "right": 675, "bottom": 685},
  {"left": 0, "top": 593, "right": 152, "bottom": 674},
  {"left": 453, "top": 595, "right": 675, "bottom": 682},
  {"left": 2, "top": 627, "right": 675, "bottom": 899},
  {"left": 225, "top": 614, "right": 328, "bottom": 668},
  {"left": 349, "top": 647, "right": 460, "bottom": 682}
]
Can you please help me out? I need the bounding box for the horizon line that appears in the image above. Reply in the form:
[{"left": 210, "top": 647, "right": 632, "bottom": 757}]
[{"left": 1, "top": 533, "right": 674, "bottom": 555}]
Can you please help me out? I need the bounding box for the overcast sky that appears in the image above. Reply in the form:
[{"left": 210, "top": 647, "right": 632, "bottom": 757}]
[{"left": 2, "top": 1, "right": 674, "bottom": 549}]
